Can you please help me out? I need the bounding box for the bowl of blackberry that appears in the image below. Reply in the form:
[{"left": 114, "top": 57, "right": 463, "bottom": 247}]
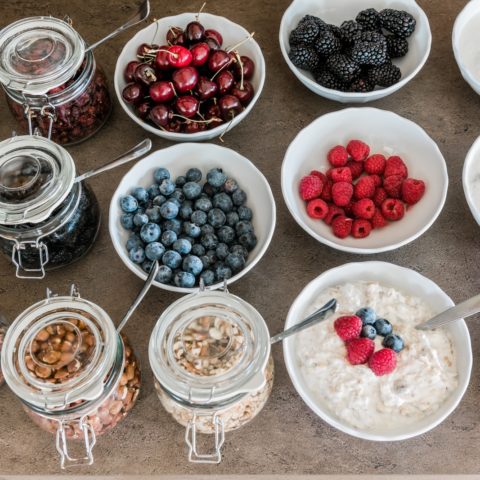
[
  {"left": 279, "top": 0, "right": 431, "bottom": 103},
  {"left": 109, "top": 143, "right": 276, "bottom": 293}
]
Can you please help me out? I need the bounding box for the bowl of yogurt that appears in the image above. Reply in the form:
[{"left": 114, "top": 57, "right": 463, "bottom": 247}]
[
  {"left": 283, "top": 261, "right": 472, "bottom": 441},
  {"left": 463, "top": 136, "right": 480, "bottom": 225}
]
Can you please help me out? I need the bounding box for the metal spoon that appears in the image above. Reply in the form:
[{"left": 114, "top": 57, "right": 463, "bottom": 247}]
[
  {"left": 117, "top": 260, "right": 159, "bottom": 333},
  {"left": 270, "top": 298, "right": 337, "bottom": 344},
  {"left": 74, "top": 138, "right": 152, "bottom": 183},
  {"left": 85, "top": 0, "right": 151, "bottom": 52}
]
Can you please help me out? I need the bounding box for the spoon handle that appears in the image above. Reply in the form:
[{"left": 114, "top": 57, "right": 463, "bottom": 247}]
[
  {"left": 75, "top": 139, "right": 152, "bottom": 183},
  {"left": 270, "top": 298, "right": 337, "bottom": 344}
]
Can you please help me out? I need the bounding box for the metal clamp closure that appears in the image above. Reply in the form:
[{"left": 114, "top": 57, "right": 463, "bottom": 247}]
[
  {"left": 12, "top": 241, "right": 49, "bottom": 279},
  {"left": 185, "top": 412, "right": 225, "bottom": 464},
  {"left": 22, "top": 97, "right": 57, "bottom": 139}
]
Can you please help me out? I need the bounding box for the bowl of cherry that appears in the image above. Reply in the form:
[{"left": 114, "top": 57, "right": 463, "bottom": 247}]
[{"left": 114, "top": 12, "right": 265, "bottom": 141}]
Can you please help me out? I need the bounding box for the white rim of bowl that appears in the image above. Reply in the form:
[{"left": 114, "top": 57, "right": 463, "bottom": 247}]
[
  {"left": 108, "top": 142, "right": 276, "bottom": 293},
  {"left": 278, "top": 1, "right": 432, "bottom": 99},
  {"left": 281, "top": 107, "right": 449, "bottom": 254},
  {"left": 462, "top": 135, "right": 480, "bottom": 225},
  {"left": 283, "top": 260, "right": 472, "bottom": 441},
  {"left": 114, "top": 13, "right": 266, "bottom": 140}
]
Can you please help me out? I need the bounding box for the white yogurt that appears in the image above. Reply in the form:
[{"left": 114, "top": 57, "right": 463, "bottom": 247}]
[{"left": 296, "top": 282, "right": 458, "bottom": 432}]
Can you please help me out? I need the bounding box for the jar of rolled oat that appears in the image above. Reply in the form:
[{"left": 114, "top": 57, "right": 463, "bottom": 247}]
[
  {"left": 149, "top": 288, "right": 273, "bottom": 464},
  {"left": 1, "top": 285, "right": 140, "bottom": 468},
  {"left": 0, "top": 315, "right": 8, "bottom": 387}
]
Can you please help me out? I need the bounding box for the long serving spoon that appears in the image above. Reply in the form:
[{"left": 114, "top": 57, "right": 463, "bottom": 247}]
[{"left": 85, "top": 0, "right": 151, "bottom": 53}]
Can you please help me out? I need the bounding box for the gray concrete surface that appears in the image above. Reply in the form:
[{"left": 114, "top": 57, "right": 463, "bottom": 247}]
[{"left": 0, "top": 0, "right": 479, "bottom": 475}]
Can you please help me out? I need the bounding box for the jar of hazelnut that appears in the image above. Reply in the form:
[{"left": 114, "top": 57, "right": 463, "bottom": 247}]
[
  {"left": 0, "top": 17, "right": 112, "bottom": 145},
  {"left": 149, "top": 287, "right": 273, "bottom": 464},
  {"left": 0, "top": 285, "right": 140, "bottom": 468}
]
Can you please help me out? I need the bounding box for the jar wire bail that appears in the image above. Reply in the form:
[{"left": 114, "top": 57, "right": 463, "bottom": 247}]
[{"left": 185, "top": 412, "right": 225, "bottom": 464}]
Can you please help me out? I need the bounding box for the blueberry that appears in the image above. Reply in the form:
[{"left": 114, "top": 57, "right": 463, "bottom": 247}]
[
  {"left": 237, "top": 205, "right": 253, "bottom": 221},
  {"left": 208, "top": 208, "right": 226, "bottom": 228},
  {"left": 200, "top": 255, "right": 211, "bottom": 269},
  {"left": 360, "top": 325, "right": 377, "bottom": 340},
  {"left": 120, "top": 195, "right": 138, "bottom": 213},
  {"left": 200, "top": 269, "right": 215, "bottom": 286},
  {"left": 178, "top": 234, "right": 194, "bottom": 244},
  {"left": 383, "top": 334, "right": 404, "bottom": 352},
  {"left": 132, "top": 187, "right": 149, "bottom": 203},
  {"left": 206, "top": 249, "right": 217, "bottom": 264},
  {"left": 215, "top": 263, "right": 232, "bottom": 280},
  {"left": 160, "top": 201, "right": 179, "bottom": 220},
  {"left": 223, "top": 178, "right": 238, "bottom": 194},
  {"left": 183, "top": 222, "right": 201, "bottom": 238},
  {"left": 180, "top": 201, "right": 193, "bottom": 220},
  {"left": 121, "top": 213, "right": 134, "bottom": 230},
  {"left": 207, "top": 168, "right": 227, "bottom": 187},
  {"left": 192, "top": 243, "right": 206, "bottom": 257},
  {"left": 154, "top": 167, "right": 170, "bottom": 184},
  {"left": 162, "top": 218, "right": 182, "bottom": 235},
  {"left": 226, "top": 211, "right": 240, "bottom": 227},
  {"left": 140, "top": 223, "right": 161, "bottom": 243},
  {"left": 195, "top": 196, "right": 212, "bottom": 212},
  {"left": 129, "top": 246, "right": 145, "bottom": 264},
  {"left": 126, "top": 234, "right": 143, "bottom": 251},
  {"left": 146, "top": 205, "right": 162, "bottom": 223},
  {"left": 173, "top": 238, "right": 192, "bottom": 255},
  {"left": 239, "top": 231, "right": 257, "bottom": 251},
  {"left": 162, "top": 250, "right": 182, "bottom": 269},
  {"left": 356, "top": 307, "right": 376, "bottom": 325},
  {"left": 161, "top": 230, "right": 177, "bottom": 247},
  {"left": 174, "top": 271, "right": 196, "bottom": 288},
  {"left": 175, "top": 175, "right": 187, "bottom": 187},
  {"left": 201, "top": 224, "right": 215, "bottom": 236},
  {"left": 217, "top": 225, "right": 235, "bottom": 244},
  {"left": 133, "top": 212, "right": 149, "bottom": 227},
  {"left": 191, "top": 210, "right": 207, "bottom": 226},
  {"left": 203, "top": 182, "right": 219, "bottom": 196},
  {"left": 216, "top": 243, "right": 229, "bottom": 260},
  {"left": 201, "top": 232, "right": 218, "bottom": 250},
  {"left": 232, "top": 189, "right": 247, "bottom": 206},
  {"left": 159, "top": 179, "right": 176, "bottom": 196},
  {"left": 183, "top": 255, "right": 203, "bottom": 276},
  {"left": 186, "top": 167, "right": 202, "bottom": 182},
  {"left": 153, "top": 195, "right": 167, "bottom": 206},
  {"left": 213, "top": 193, "right": 233, "bottom": 212},
  {"left": 145, "top": 241, "right": 165, "bottom": 261},
  {"left": 147, "top": 184, "right": 161, "bottom": 198},
  {"left": 230, "top": 244, "right": 248, "bottom": 259},
  {"left": 225, "top": 253, "right": 245, "bottom": 273},
  {"left": 235, "top": 221, "right": 253, "bottom": 236},
  {"left": 171, "top": 189, "right": 186, "bottom": 203},
  {"left": 183, "top": 181, "right": 202, "bottom": 200},
  {"left": 142, "top": 260, "right": 154, "bottom": 273},
  {"left": 156, "top": 265, "right": 173, "bottom": 284},
  {"left": 374, "top": 318, "right": 393, "bottom": 337},
  {"left": 168, "top": 197, "right": 182, "bottom": 208}
]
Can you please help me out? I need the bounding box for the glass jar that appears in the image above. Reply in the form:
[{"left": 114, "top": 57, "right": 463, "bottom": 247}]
[
  {"left": 0, "top": 134, "right": 100, "bottom": 278},
  {"left": 0, "top": 316, "right": 8, "bottom": 387},
  {"left": 1, "top": 285, "right": 141, "bottom": 468},
  {"left": 149, "top": 287, "right": 273, "bottom": 464},
  {"left": 0, "top": 17, "right": 112, "bottom": 145}
]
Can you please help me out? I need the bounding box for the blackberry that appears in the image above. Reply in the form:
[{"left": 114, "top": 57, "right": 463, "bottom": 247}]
[
  {"left": 351, "top": 38, "right": 388, "bottom": 66},
  {"left": 328, "top": 24, "right": 343, "bottom": 39},
  {"left": 288, "top": 45, "right": 319, "bottom": 71},
  {"left": 349, "top": 76, "right": 375, "bottom": 93},
  {"left": 326, "top": 53, "right": 361, "bottom": 82},
  {"left": 359, "top": 31, "right": 387, "bottom": 44},
  {"left": 367, "top": 62, "right": 401, "bottom": 87},
  {"left": 386, "top": 35, "right": 409, "bottom": 58},
  {"left": 289, "top": 20, "right": 320, "bottom": 46},
  {"left": 314, "top": 29, "right": 342, "bottom": 56},
  {"left": 379, "top": 9, "right": 416, "bottom": 38},
  {"left": 299, "top": 14, "right": 326, "bottom": 28},
  {"left": 314, "top": 70, "right": 349, "bottom": 91},
  {"left": 339, "top": 20, "right": 364, "bottom": 44},
  {"left": 356, "top": 8, "right": 381, "bottom": 31}
]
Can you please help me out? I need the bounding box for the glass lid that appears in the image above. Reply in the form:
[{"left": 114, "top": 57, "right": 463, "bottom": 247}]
[
  {"left": 0, "top": 135, "right": 75, "bottom": 225},
  {"left": 149, "top": 290, "right": 270, "bottom": 405},
  {"left": 0, "top": 16, "right": 85, "bottom": 95}
]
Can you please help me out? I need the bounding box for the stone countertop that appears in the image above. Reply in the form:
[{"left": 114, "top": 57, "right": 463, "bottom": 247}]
[{"left": 0, "top": 0, "right": 479, "bottom": 475}]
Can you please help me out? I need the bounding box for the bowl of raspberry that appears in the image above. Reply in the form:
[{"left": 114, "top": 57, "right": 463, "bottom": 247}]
[
  {"left": 281, "top": 107, "right": 448, "bottom": 254},
  {"left": 279, "top": 0, "right": 431, "bottom": 102}
]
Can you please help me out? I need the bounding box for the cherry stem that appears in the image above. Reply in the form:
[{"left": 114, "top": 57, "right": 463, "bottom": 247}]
[
  {"left": 170, "top": 81, "right": 178, "bottom": 97},
  {"left": 173, "top": 114, "right": 220, "bottom": 124},
  {"left": 234, "top": 51, "right": 244, "bottom": 90},
  {"left": 219, "top": 114, "right": 235, "bottom": 143},
  {"left": 210, "top": 59, "right": 233, "bottom": 81},
  {"left": 226, "top": 32, "right": 255, "bottom": 54},
  {"left": 196, "top": 2, "right": 206, "bottom": 21},
  {"left": 140, "top": 48, "right": 179, "bottom": 59},
  {"left": 151, "top": 19, "right": 160, "bottom": 45}
]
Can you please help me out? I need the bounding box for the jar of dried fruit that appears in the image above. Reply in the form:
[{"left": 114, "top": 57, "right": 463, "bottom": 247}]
[
  {"left": 0, "top": 285, "right": 141, "bottom": 468},
  {"left": 149, "top": 287, "right": 273, "bottom": 464},
  {"left": 0, "top": 17, "right": 112, "bottom": 145},
  {"left": 0, "top": 315, "right": 8, "bottom": 387},
  {"left": 0, "top": 134, "right": 100, "bottom": 279}
]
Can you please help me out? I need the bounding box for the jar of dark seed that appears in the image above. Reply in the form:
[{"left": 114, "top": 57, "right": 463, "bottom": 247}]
[
  {"left": 0, "top": 17, "right": 111, "bottom": 146},
  {"left": 1, "top": 286, "right": 141, "bottom": 468},
  {"left": 0, "top": 134, "right": 100, "bottom": 279}
]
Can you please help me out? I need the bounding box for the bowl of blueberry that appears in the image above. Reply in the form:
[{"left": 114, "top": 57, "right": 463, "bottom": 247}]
[
  {"left": 279, "top": 0, "right": 431, "bottom": 102},
  {"left": 114, "top": 10, "right": 265, "bottom": 141},
  {"left": 109, "top": 143, "right": 276, "bottom": 292}
]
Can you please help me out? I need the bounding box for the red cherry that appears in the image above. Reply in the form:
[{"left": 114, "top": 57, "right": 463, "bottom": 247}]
[
  {"left": 166, "top": 26, "right": 184, "bottom": 44},
  {"left": 137, "top": 43, "right": 159, "bottom": 58},
  {"left": 122, "top": 83, "right": 144, "bottom": 104},
  {"left": 155, "top": 45, "right": 173, "bottom": 70},
  {"left": 204, "top": 103, "right": 223, "bottom": 129},
  {"left": 175, "top": 95, "right": 199, "bottom": 118},
  {"left": 168, "top": 45, "right": 193, "bottom": 68},
  {"left": 134, "top": 63, "right": 157, "bottom": 86},
  {"left": 205, "top": 29, "right": 223, "bottom": 47},
  {"left": 172, "top": 66, "right": 199, "bottom": 93},
  {"left": 231, "top": 80, "right": 254, "bottom": 105},
  {"left": 190, "top": 42, "right": 210, "bottom": 67},
  {"left": 149, "top": 104, "right": 173, "bottom": 127},
  {"left": 216, "top": 70, "right": 234, "bottom": 95},
  {"left": 205, "top": 37, "right": 220, "bottom": 51},
  {"left": 218, "top": 94, "right": 243, "bottom": 120},
  {"left": 167, "top": 119, "right": 183, "bottom": 132},
  {"left": 136, "top": 102, "right": 151, "bottom": 119},
  {"left": 125, "top": 60, "right": 141, "bottom": 82},
  {"left": 186, "top": 21, "right": 205, "bottom": 43},
  {"left": 195, "top": 76, "right": 218, "bottom": 100},
  {"left": 208, "top": 50, "right": 232, "bottom": 73},
  {"left": 233, "top": 56, "right": 255, "bottom": 80},
  {"left": 185, "top": 120, "right": 207, "bottom": 133},
  {"left": 149, "top": 81, "right": 176, "bottom": 103}
]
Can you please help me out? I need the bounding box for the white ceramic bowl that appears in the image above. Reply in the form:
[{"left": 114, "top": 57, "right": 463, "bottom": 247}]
[
  {"left": 114, "top": 13, "right": 265, "bottom": 142},
  {"left": 279, "top": 0, "right": 432, "bottom": 103},
  {"left": 453, "top": 0, "right": 480, "bottom": 96},
  {"left": 283, "top": 261, "right": 472, "bottom": 441},
  {"left": 462, "top": 136, "right": 480, "bottom": 225},
  {"left": 109, "top": 143, "right": 276, "bottom": 293},
  {"left": 281, "top": 107, "right": 448, "bottom": 254}
]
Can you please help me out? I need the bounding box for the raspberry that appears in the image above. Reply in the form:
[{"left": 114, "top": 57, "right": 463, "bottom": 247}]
[
  {"left": 343, "top": 200, "right": 354, "bottom": 217},
  {"left": 347, "top": 139, "right": 370, "bottom": 161},
  {"left": 370, "top": 174, "right": 382, "bottom": 187},
  {"left": 332, "top": 181, "right": 353, "bottom": 207},
  {"left": 383, "top": 174, "right": 403, "bottom": 198},
  {"left": 365, "top": 154, "right": 386, "bottom": 174},
  {"left": 381, "top": 198, "right": 405, "bottom": 221},
  {"left": 306, "top": 198, "right": 329, "bottom": 219},
  {"left": 320, "top": 178, "right": 333, "bottom": 202},
  {"left": 373, "top": 187, "right": 387, "bottom": 207},
  {"left": 354, "top": 176, "right": 375, "bottom": 199},
  {"left": 347, "top": 160, "right": 364, "bottom": 179},
  {"left": 299, "top": 175, "right": 323, "bottom": 200},
  {"left": 330, "top": 167, "right": 352, "bottom": 183},
  {"left": 328, "top": 145, "right": 348, "bottom": 167},
  {"left": 402, "top": 178, "right": 426, "bottom": 205},
  {"left": 371, "top": 208, "right": 388, "bottom": 228},
  {"left": 352, "top": 198, "right": 375, "bottom": 219},
  {"left": 346, "top": 338, "right": 375, "bottom": 365},
  {"left": 369, "top": 348, "right": 397, "bottom": 376},
  {"left": 334, "top": 315, "right": 362, "bottom": 341},
  {"left": 310, "top": 170, "right": 327, "bottom": 184},
  {"left": 332, "top": 215, "right": 353, "bottom": 238},
  {"left": 352, "top": 219, "right": 372, "bottom": 238},
  {"left": 324, "top": 204, "right": 345, "bottom": 225},
  {"left": 384, "top": 155, "right": 408, "bottom": 178}
]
